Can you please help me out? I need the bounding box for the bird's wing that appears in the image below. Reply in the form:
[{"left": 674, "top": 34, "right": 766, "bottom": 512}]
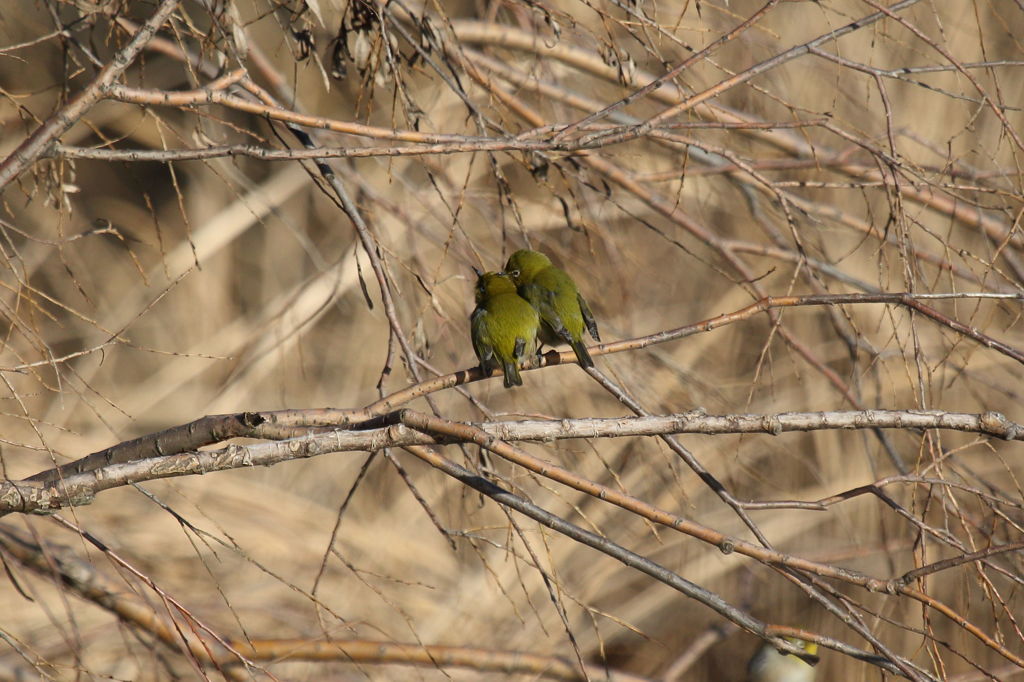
[
  {"left": 470, "top": 307, "right": 495, "bottom": 369},
  {"left": 577, "top": 293, "right": 600, "bottom": 342},
  {"left": 521, "top": 282, "right": 572, "bottom": 342}
]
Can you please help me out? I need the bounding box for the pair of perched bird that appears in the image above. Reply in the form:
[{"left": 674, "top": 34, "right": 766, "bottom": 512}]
[{"left": 471, "top": 249, "right": 600, "bottom": 388}]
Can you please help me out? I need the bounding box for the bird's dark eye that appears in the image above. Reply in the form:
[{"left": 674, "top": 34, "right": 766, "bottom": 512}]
[{"left": 509, "top": 269, "right": 520, "bottom": 278}]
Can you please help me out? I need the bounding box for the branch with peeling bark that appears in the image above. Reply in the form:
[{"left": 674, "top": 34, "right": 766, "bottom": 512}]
[{"left": 9, "top": 407, "right": 1022, "bottom": 515}]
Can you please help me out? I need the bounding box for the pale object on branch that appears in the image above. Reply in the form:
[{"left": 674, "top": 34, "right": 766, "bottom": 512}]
[{"left": 748, "top": 637, "right": 817, "bottom": 682}]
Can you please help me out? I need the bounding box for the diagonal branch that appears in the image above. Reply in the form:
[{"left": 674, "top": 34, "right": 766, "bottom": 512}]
[{"left": 0, "top": 0, "right": 182, "bottom": 190}]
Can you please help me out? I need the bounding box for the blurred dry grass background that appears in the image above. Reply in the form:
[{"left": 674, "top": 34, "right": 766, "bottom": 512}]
[{"left": 1, "top": 0, "right": 1023, "bottom": 679}]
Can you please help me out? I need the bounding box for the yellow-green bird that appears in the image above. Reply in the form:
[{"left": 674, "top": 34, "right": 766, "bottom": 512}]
[
  {"left": 504, "top": 249, "right": 600, "bottom": 368},
  {"left": 747, "top": 637, "right": 818, "bottom": 682},
  {"left": 470, "top": 270, "right": 540, "bottom": 388}
]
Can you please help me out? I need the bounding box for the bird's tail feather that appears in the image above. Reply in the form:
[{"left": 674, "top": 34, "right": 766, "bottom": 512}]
[
  {"left": 570, "top": 339, "right": 594, "bottom": 369},
  {"left": 502, "top": 360, "right": 524, "bottom": 387}
]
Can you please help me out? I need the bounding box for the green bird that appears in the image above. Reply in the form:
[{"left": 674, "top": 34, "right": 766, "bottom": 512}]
[
  {"left": 504, "top": 249, "right": 600, "bottom": 369},
  {"left": 470, "top": 270, "right": 541, "bottom": 388},
  {"left": 747, "top": 637, "right": 818, "bottom": 682}
]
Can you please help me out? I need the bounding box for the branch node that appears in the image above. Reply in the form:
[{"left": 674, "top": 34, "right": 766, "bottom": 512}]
[
  {"left": 980, "top": 411, "right": 1018, "bottom": 440},
  {"left": 762, "top": 415, "right": 783, "bottom": 435}
]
